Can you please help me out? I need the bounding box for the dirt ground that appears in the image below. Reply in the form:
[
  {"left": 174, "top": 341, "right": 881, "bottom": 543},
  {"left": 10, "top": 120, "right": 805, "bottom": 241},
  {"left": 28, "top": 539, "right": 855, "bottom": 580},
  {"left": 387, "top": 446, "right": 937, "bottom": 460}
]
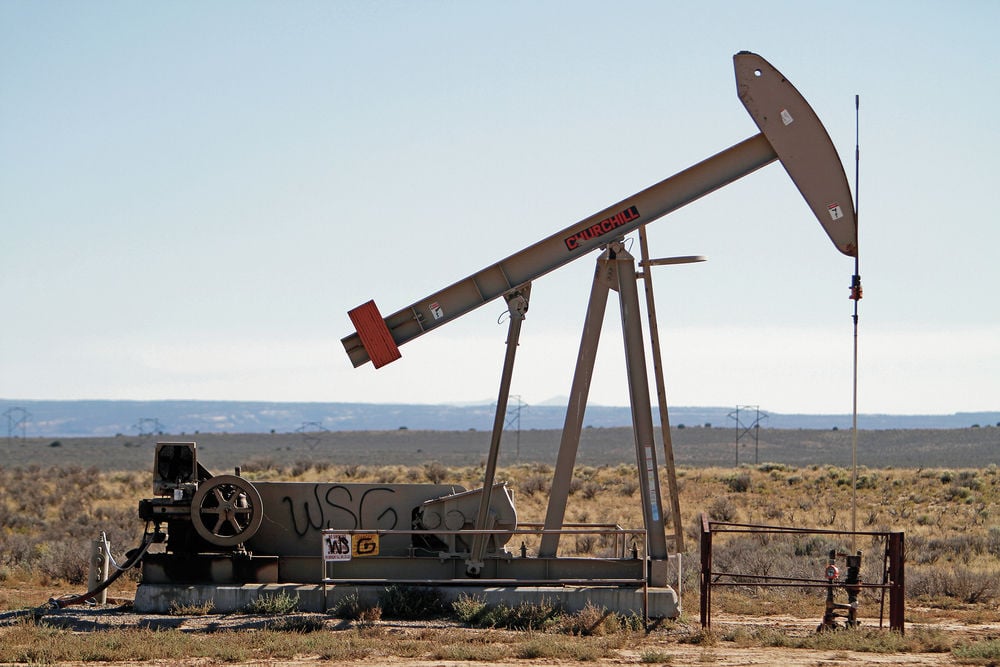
[{"left": 3, "top": 596, "right": 997, "bottom": 667}]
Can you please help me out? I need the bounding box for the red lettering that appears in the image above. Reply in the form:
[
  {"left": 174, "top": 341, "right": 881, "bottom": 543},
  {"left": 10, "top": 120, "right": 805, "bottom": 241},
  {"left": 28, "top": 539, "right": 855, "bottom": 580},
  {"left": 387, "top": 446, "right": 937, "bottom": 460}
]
[{"left": 563, "top": 205, "right": 641, "bottom": 251}]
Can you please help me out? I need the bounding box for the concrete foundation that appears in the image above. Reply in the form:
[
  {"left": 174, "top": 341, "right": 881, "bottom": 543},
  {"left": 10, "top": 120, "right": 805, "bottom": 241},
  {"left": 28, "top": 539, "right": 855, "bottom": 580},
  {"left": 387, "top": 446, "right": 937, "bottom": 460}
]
[{"left": 134, "top": 582, "right": 680, "bottom": 618}]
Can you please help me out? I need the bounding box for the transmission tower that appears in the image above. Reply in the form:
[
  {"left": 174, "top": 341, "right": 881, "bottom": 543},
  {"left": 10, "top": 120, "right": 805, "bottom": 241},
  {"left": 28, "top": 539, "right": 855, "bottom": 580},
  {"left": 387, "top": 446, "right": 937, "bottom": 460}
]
[
  {"left": 504, "top": 395, "right": 529, "bottom": 460},
  {"left": 728, "top": 405, "right": 768, "bottom": 466},
  {"left": 4, "top": 407, "right": 31, "bottom": 446},
  {"left": 295, "top": 421, "right": 329, "bottom": 449},
  {"left": 134, "top": 418, "right": 165, "bottom": 436}
]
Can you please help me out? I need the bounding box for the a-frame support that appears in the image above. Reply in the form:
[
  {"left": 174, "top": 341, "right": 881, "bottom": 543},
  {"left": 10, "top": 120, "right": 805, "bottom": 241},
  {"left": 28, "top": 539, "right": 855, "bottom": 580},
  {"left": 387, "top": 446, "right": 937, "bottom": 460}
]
[{"left": 538, "top": 241, "right": 671, "bottom": 580}]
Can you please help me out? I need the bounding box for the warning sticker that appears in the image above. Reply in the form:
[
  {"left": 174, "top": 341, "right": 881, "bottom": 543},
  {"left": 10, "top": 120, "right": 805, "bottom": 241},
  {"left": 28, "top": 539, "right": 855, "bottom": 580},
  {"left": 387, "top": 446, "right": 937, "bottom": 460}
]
[
  {"left": 780, "top": 109, "right": 794, "bottom": 126},
  {"left": 323, "top": 533, "right": 352, "bottom": 562},
  {"left": 827, "top": 203, "right": 844, "bottom": 221},
  {"left": 429, "top": 302, "right": 444, "bottom": 320},
  {"left": 352, "top": 533, "right": 379, "bottom": 557}
]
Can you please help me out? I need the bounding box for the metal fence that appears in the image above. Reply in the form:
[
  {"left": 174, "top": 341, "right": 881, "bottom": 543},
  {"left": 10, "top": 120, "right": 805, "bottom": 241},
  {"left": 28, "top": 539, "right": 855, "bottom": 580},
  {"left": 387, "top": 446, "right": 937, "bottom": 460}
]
[{"left": 699, "top": 515, "right": 905, "bottom": 633}]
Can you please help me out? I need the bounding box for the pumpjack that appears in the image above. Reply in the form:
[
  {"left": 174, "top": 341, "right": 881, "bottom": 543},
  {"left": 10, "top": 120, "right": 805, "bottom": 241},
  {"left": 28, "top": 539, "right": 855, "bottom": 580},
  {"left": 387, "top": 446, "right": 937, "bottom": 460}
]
[{"left": 134, "top": 52, "right": 856, "bottom": 618}]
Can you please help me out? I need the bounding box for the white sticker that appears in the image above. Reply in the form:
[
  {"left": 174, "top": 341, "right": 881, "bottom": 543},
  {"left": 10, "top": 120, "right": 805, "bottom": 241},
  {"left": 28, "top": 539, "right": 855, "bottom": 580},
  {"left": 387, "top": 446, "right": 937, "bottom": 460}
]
[
  {"left": 828, "top": 203, "right": 844, "bottom": 221},
  {"left": 323, "top": 533, "right": 352, "bottom": 562},
  {"left": 780, "top": 109, "right": 794, "bottom": 126},
  {"left": 430, "top": 302, "right": 444, "bottom": 320}
]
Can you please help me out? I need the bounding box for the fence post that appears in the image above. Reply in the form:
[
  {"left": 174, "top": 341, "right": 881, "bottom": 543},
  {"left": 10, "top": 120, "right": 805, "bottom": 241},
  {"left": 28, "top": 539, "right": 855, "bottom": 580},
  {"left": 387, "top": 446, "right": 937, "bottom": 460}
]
[
  {"left": 888, "top": 531, "right": 905, "bottom": 634},
  {"left": 700, "top": 514, "right": 712, "bottom": 629}
]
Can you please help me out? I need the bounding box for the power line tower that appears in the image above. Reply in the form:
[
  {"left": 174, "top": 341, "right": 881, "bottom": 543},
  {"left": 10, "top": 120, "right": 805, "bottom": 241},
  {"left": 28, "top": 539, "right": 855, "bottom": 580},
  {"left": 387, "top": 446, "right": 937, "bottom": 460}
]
[
  {"left": 728, "top": 405, "right": 768, "bottom": 466},
  {"left": 134, "top": 418, "right": 166, "bottom": 436},
  {"left": 505, "top": 395, "right": 529, "bottom": 460},
  {"left": 4, "top": 407, "right": 31, "bottom": 446},
  {"left": 295, "top": 421, "right": 329, "bottom": 449}
]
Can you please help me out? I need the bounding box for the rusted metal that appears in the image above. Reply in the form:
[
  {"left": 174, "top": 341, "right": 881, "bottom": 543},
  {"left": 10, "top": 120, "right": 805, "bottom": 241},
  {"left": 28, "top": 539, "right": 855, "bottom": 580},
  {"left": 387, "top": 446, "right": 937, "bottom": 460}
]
[
  {"left": 699, "top": 517, "right": 905, "bottom": 633},
  {"left": 700, "top": 514, "right": 712, "bottom": 629}
]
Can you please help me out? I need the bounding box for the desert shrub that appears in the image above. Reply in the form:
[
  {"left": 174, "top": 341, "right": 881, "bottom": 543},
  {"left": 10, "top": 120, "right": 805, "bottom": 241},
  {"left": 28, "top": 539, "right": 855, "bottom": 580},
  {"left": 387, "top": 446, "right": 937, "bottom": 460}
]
[
  {"left": 953, "top": 638, "right": 1000, "bottom": 662},
  {"left": 462, "top": 599, "right": 561, "bottom": 630},
  {"left": 855, "top": 473, "right": 878, "bottom": 489},
  {"left": 331, "top": 592, "right": 362, "bottom": 619},
  {"left": 950, "top": 568, "right": 999, "bottom": 603},
  {"left": 908, "top": 566, "right": 999, "bottom": 603},
  {"left": 714, "top": 536, "right": 782, "bottom": 582},
  {"left": 516, "top": 635, "right": 605, "bottom": 661},
  {"left": 36, "top": 540, "right": 88, "bottom": 584},
  {"left": 793, "top": 536, "right": 826, "bottom": 557},
  {"left": 355, "top": 605, "right": 383, "bottom": 627},
  {"left": 243, "top": 591, "right": 300, "bottom": 614},
  {"left": 945, "top": 485, "right": 972, "bottom": 502},
  {"left": 268, "top": 614, "right": 326, "bottom": 632},
  {"left": 520, "top": 473, "right": 550, "bottom": 496},
  {"left": 762, "top": 503, "right": 784, "bottom": 520},
  {"left": 640, "top": 649, "right": 675, "bottom": 663},
  {"left": 451, "top": 593, "right": 489, "bottom": 624},
  {"left": 432, "top": 642, "right": 509, "bottom": 661},
  {"left": 330, "top": 592, "right": 382, "bottom": 624},
  {"left": 574, "top": 535, "right": 596, "bottom": 554},
  {"left": 956, "top": 470, "right": 982, "bottom": 490},
  {"left": 987, "top": 527, "right": 1000, "bottom": 557},
  {"left": 374, "top": 467, "right": 403, "bottom": 484},
  {"left": 556, "top": 602, "right": 643, "bottom": 636},
  {"left": 618, "top": 479, "right": 638, "bottom": 496},
  {"left": 341, "top": 464, "right": 365, "bottom": 478},
  {"left": 708, "top": 496, "right": 737, "bottom": 522},
  {"left": 910, "top": 534, "right": 986, "bottom": 565},
  {"left": 242, "top": 456, "right": 278, "bottom": 473},
  {"left": 423, "top": 461, "right": 449, "bottom": 484},
  {"left": 726, "top": 471, "right": 752, "bottom": 493},
  {"left": 289, "top": 459, "right": 314, "bottom": 477},
  {"left": 169, "top": 599, "right": 214, "bottom": 615},
  {"left": 378, "top": 585, "right": 447, "bottom": 619}
]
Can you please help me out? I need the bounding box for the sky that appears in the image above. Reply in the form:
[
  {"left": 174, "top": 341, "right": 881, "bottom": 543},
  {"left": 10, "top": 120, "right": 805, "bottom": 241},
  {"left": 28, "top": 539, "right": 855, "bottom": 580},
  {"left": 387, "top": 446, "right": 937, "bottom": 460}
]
[{"left": 1, "top": 1, "right": 997, "bottom": 416}]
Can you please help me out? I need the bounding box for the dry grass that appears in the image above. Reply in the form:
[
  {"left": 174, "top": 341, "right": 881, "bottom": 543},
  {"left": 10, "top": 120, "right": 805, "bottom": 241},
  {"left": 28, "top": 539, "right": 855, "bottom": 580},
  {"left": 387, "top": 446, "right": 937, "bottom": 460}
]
[
  {"left": 2, "top": 461, "right": 999, "bottom": 614},
  {"left": 1, "top": 458, "right": 999, "bottom": 662}
]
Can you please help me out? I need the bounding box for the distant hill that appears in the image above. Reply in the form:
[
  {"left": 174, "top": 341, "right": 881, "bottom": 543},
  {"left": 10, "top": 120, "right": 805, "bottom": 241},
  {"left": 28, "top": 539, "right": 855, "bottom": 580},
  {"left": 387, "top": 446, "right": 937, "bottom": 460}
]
[{"left": 1, "top": 399, "right": 997, "bottom": 438}]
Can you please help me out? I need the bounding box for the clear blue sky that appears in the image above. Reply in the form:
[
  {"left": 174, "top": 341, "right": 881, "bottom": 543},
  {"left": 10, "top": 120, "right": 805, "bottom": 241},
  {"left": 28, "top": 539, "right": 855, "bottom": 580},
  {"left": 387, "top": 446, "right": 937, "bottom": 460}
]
[{"left": 2, "top": 1, "right": 997, "bottom": 415}]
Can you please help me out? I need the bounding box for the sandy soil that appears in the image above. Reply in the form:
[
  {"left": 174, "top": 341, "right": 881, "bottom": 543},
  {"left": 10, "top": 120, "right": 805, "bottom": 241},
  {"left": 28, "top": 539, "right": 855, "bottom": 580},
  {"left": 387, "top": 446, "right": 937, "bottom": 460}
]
[{"left": 4, "top": 602, "right": 996, "bottom": 666}]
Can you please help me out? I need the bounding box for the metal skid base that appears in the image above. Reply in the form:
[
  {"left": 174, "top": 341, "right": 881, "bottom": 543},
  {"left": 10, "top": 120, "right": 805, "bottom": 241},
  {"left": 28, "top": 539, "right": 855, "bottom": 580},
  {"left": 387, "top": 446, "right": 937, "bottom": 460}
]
[
  {"left": 135, "top": 552, "right": 680, "bottom": 618},
  {"left": 134, "top": 582, "right": 679, "bottom": 618}
]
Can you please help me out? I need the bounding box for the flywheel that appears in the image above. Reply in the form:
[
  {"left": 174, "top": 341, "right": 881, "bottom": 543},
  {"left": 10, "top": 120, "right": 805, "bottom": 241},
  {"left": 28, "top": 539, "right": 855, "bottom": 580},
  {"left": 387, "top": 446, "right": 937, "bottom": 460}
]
[{"left": 190, "top": 475, "right": 263, "bottom": 548}]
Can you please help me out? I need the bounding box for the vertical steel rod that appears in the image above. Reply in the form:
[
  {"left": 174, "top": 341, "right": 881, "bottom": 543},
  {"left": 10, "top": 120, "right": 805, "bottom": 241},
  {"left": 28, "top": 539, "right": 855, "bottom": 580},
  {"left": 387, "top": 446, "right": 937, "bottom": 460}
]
[{"left": 637, "top": 225, "right": 685, "bottom": 553}]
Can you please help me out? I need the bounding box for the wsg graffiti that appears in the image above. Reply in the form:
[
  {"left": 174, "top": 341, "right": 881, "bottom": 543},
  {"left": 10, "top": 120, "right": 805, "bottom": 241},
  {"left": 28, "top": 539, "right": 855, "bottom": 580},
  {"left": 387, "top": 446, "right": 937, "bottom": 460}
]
[{"left": 281, "top": 485, "right": 399, "bottom": 538}]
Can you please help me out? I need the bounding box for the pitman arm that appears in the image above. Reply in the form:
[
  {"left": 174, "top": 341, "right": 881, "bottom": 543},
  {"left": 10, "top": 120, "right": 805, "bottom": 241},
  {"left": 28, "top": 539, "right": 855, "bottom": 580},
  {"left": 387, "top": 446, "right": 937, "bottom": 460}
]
[{"left": 342, "top": 52, "right": 856, "bottom": 368}]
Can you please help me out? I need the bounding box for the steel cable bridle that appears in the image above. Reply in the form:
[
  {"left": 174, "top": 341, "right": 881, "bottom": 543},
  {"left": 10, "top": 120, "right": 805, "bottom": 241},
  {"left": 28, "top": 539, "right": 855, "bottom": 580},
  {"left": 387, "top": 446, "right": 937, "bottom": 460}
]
[{"left": 30, "top": 523, "right": 159, "bottom": 618}]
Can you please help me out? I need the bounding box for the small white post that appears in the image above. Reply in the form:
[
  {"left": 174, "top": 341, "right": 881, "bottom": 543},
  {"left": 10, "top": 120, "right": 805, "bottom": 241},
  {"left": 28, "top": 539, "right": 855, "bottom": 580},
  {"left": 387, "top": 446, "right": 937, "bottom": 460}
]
[{"left": 88, "top": 532, "right": 110, "bottom": 604}]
